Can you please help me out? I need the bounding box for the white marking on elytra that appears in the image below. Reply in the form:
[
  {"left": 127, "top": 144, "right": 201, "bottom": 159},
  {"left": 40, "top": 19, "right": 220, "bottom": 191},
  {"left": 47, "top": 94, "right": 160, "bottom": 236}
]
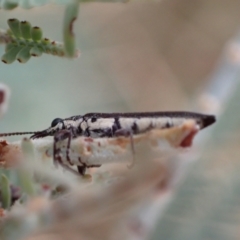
[
  {"left": 171, "top": 118, "right": 186, "bottom": 128},
  {"left": 119, "top": 118, "right": 137, "bottom": 130},
  {"left": 118, "top": 117, "right": 186, "bottom": 133},
  {"left": 64, "top": 119, "right": 82, "bottom": 129},
  {"left": 87, "top": 118, "right": 115, "bottom": 131},
  {"left": 79, "top": 120, "right": 88, "bottom": 132},
  {"left": 151, "top": 117, "right": 172, "bottom": 129}
]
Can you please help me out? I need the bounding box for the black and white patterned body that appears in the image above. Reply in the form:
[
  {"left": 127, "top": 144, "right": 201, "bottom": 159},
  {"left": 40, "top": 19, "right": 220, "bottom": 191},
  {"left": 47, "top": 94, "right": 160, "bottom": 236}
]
[
  {"left": 26, "top": 111, "right": 215, "bottom": 175},
  {"left": 0, "top": 111, "right": 216, "bottom": 175},
  {"left": 31, "top": 111, "right": 215, "bottom": 140}
]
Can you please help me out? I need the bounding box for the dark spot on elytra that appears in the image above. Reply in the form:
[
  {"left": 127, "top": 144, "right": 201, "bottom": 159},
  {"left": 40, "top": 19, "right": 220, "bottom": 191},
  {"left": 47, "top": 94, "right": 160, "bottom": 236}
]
[
  {"left": 111, "top": 118, "right": 120, "bottom": 135},
  {"left": 114, "top": 118, "right": 121, "bottom": 129},
  {"left": 131, "top": 122, "right": 138, "bottom": 133},
  {"left": 84, "top": 127, "right": 90, "bottom": 137},
  {"left": 77, "top": 127, "right": 82, "bottom": 135},
  {"left": 91, "top": 117, "right": 97, "bottom": 122}
]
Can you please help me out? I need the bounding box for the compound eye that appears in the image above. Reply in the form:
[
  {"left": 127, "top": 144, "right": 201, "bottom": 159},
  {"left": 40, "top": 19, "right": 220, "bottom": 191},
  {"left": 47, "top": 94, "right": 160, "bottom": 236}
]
[{"left": 51, "top": 118, "right": 63, "bottom": 127}]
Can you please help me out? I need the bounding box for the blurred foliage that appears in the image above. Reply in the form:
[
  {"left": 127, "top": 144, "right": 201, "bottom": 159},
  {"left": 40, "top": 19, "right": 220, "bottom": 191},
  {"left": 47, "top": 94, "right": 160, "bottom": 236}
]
[
  {"left": 0, "top": 0, "right": 129, "bottom": 63},
  {"left": 0, "top": 0, "right": 81, "bottom": 63},
  {"left": 1, "top": 18, "right": 69, "bottom": 64}
]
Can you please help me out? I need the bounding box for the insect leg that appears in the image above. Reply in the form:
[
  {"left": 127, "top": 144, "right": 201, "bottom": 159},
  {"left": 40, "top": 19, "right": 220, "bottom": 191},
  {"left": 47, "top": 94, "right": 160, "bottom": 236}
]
[
  {"left": 114, "top": 129, "right": 135, "bottom": 153},
  {"left": 114, "top": 129, "right": 135, "bottom": 168},
  {"left": 53, "top": 129, "right": 90, "bottom": 176},
  {"left": 53, "top": 129, "right": 73, "bottom": 166},
  {"left": 58, "top": 162, "right": 81, "bottom": 176},
  {"left": 77, "top": 156, "right": 102, "bottom": 175},
  {"left": 77, "top": 165, "right": 86, "bottom": 175},
  {"left": 77, "top": 165, "right": 102, "bottom": 175}
]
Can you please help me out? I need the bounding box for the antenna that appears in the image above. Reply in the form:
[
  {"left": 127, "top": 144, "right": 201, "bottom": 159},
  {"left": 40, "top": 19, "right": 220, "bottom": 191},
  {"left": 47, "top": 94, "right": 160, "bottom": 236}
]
[{"left": 0, "top": 132, "right": 37, "bottom": 137}]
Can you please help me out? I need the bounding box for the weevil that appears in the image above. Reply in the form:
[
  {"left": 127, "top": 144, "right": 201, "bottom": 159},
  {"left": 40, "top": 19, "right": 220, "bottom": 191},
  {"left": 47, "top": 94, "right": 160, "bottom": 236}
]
[{"left": 0, "top": 111, "right": 216, "bottom": 175}]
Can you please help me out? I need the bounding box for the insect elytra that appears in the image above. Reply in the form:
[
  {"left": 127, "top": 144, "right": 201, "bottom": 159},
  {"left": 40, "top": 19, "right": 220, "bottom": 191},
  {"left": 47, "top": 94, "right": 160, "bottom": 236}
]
[
  {"left": 0, "top": 111, "right": 216, "bottom": 175},
  {"left": 0, "top": 111, "right": 215, "bottom": 138}
]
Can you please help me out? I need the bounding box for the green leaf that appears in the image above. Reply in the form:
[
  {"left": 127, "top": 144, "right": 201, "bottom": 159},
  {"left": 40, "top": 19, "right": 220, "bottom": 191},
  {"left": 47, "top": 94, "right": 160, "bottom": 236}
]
[
  {"left": 41, "top": 37, "right": 51, "bottom": 45},
  {"left": 0, "top": 174, "right": 11, "bottom": 209},
  {"left": 2, "top": 18, "right": 80, "bottom": 63},
  {"left": 31, "top": 26, "right": 43, "bottom": 41},
  {"left": 19, "top": 138, "right": 36, "bottom": 196},
  {"left": 17, "top": 171, "right": 35, "bottom": 196},
  {"left": 1, "top": 46, "right": 22, "bottom": 64},
  {"left": 7, "top": 18, "right": 21, "bottom": 38},
  {"left": 63, "top": 0, "right": 79, "bottom": 57},
  {"left": 16, "top": 46, "right": 31, "bottom": 63},
  {"left": 5, "top": 43, "right": 16, "bottom": 52},
  {"left": 30, "top": 46, "right": 43, "bottom": 57},
  {"left": 20, "top": 21, "right": 32, "bottom": 39}
]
